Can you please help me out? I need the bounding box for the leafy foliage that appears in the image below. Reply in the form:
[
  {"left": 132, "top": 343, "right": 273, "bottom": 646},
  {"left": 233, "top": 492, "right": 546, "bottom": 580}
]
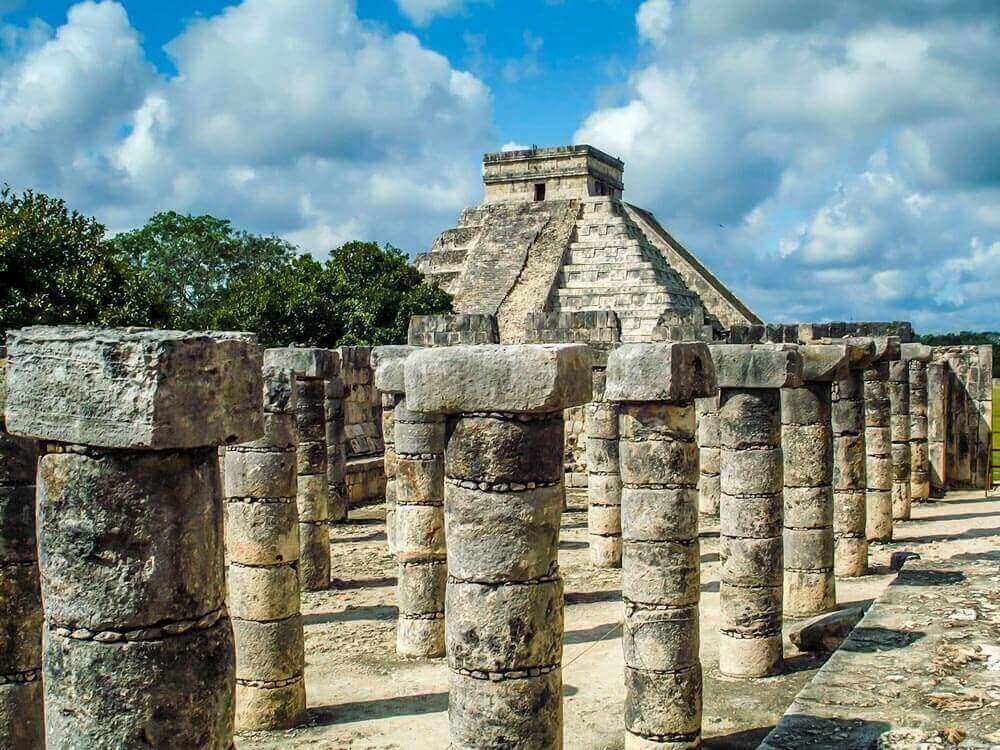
[
  {"left": 1, "top": 188, "right": 451, "bottom": 346},
  {"left": 0, "top": 187, "right": 169, "bottom": 333}
]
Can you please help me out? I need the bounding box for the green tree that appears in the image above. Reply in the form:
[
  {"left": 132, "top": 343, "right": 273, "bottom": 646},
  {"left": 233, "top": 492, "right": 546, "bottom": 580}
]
[
  {"left": 110, "top": 211, "right": 295, "bottom": 330},
  {"left": 0, "top": 187, "right": 168, "bottom": 334}
]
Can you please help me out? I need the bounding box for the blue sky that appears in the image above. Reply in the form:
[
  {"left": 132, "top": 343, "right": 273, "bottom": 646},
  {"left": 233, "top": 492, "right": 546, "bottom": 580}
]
[{"left": 1, "top": 0, "right": 998, "bottom": 331}]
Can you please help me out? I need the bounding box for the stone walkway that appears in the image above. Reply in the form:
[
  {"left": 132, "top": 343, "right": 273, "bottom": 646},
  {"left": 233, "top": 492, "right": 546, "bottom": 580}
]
[{"left": 235, "top": 489, "right": 1000, "bottom": 750}]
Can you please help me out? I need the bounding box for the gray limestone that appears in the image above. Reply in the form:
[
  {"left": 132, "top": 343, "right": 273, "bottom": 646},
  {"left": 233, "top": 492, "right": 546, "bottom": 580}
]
[
  {"left": 406, "top": 344, "right": 590, "bottom": 749},
  {"left": 11, "top": 326, "right": 262, "bottom": 750},
  {"left": 6, "top": 326, "right": 263, "bottom": 449},
  {"left": 711, "top": 344, "right": 803, "bottom": 678},
  {"left": 832, "top": 366, "right": 869, "bottom": 578},
  {"left": 607, "top": 342, "right": 716, "bottom": 749},
  {"left": 223, "top": 366, "right": 306, "bottom": 730},
  {"left": 393, "top": 399, "right": 446, "bottom": 657},
  {"left": 864, "top": 362, "right": 894, "bottom": 542},
  {"left": 781, "top": 344, "right": 849, "bottom": 619},
  {"left": 324, "top": 373, "right": 348, "bottom": 523},
  {"left": 888, "top": 360, "right": 912, "bottom": 520},
  {"left": 0, "top": 353, "right": 43, "bottom": 749},
  {"left": 267, "top": 347, "right": 339, "bottom": 591},
  {"left": 926, "top": 362, "right": 949, "bottom": 496},
  {"left": 586, "top": 367, "right": 622, "bottom": 568},
  {"left": 695, "top": 395, "right": 721, "bottom": 523},
  {"left": 902, "top": 345, "right": 932, "bottom": 504}
]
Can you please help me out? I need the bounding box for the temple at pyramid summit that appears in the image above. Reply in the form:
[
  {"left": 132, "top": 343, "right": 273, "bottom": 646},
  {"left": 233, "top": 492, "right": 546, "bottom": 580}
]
[{"left": 414, "top": 144, "right": 762, "bottom": 342}]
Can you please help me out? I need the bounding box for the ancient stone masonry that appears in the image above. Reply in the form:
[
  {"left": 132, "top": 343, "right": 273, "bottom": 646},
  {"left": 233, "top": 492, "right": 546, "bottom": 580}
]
[
  {"left": 781, "top": 344, "right": 854, "bottom": 620},
  {"left": 265, "top": 348, "right": 340, "bottom": 592},
  {"left": 586, "top": 366, "right": 623, "bottom": 568},
  {"left": 373, "top": 345, "right": 447, "bottom": 658},
  {"left": 223, "top": 365, "right": 307, "bottom": 730},
  {"left": 325, "top": 364, "right": 348, "bottom": 524},
  {"left": 6, "top": 326, "right": 263, "bottom": 749},
  {"left": 340, "top": 346, "right": 385, "bottom": 509},
  {"left": 405, "top": 344, "right": 592, "bottom": 750},
  {"left": 696, "top": 394, "right": 721, "bottom": 524},
  {"left": 0, "top": 349, "right": 43, "bottom": 749},
  {"left": 372, "top": 346, "right": 417, "bottom": 556},
  {"left": 902, "top": 344, "right": 933, "bottom": 504},
  {"left": 887, "top": 359, "right": 912, "bottom": 521},
  {"left": 606, "top": 343, "right": 717, "bottom": 749},
  {"left": 931, "top": 345, "right": 993, "bottom": 489},
  {"left": 709, "top": 344, "right": 803, "bottom": 678},
  {"left": 927, "top": 361, "right": 949, "bottom": 496},
  {"left": 416, "top": 145, "right": 760, "bottom": 345},
  {"left": 829, "top": 340, "right": 876, "bottom": 579},
  {"left": 407, "top": 314, "right": 500, "bottom": 348},
  {"left": 863, "top": 337, "right": 901, "bottom": 543}
]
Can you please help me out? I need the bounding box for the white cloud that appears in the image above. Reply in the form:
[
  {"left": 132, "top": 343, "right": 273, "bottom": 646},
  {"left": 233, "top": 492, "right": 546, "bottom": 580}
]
[
  {"left": 636, "top": 0, "right": 673, "bottom": 46},
  {"left": 576, "top": 1, "right": 1000, "bottom": 330},
  {"left": 394, "top": 0, "right": 477, "bottom": 27},
  {"left": 0, "top": 0, "right": 495, "bottom": 253}
]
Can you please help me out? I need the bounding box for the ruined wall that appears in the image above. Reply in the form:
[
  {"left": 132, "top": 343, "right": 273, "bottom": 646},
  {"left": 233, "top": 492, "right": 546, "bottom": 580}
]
[
  {"left": 931, "top": 346, "right": 993, "bottom": 489},
  {"left": 340, "top": 346, "right": 385, "bottom": 507},
  {"left": 408, "top": 314, "right": 499, "bottom": 347}
]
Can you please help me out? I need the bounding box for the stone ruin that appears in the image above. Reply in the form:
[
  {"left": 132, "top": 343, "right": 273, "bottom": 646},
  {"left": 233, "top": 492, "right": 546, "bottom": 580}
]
[{"left": 0, "top": 148, "right": 994, "bottom": 750}]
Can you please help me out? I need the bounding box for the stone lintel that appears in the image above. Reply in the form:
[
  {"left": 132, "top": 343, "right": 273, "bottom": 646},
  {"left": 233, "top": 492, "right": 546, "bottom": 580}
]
[
  {"left": 263, "top": 347, "right": 340, "bottom": 380},
  {"left": 708, "top": 344, "right": 803, "bottom": 390},
  {"left": 604, "top": 343, "right": 716, "bottom": 403},
  {"left": 7, "top": 326, "right": 263, "bottom": 448},
  {"left": 405, "top": 344, "right": 592, "bottom": 414},
  {"left": 900, "top": 343, "right": 933, "bottom": 363},
  {"left": 798, "top": 344, "right": 853, "bottom": 382},
  {"left": 372, "top": 346, "right": 422, "bottom": 394}
]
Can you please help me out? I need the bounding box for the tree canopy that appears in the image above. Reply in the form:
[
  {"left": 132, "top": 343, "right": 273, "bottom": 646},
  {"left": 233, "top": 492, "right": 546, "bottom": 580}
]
[{"left": 1, "top": 188, "right": 451, "bottom": 346}]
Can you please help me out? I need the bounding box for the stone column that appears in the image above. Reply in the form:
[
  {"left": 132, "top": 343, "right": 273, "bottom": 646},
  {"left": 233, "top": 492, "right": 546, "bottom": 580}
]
[
  {"left": 696, "top": 394, "right": 721, "bottom": 525},
  {"left": 223, "top": 366, "right": 306, "bottom": 730},
  {"left": 863, "top": 337, "right": 900, "bottom": 543},
  {"left": 587, "top": 364, "right": 623, "bottom": 568},
  {"left": 325, "top": 365, "right": 349, "bottom": 523},
  {"left": 7, "top": 326, "right": 262, "bottom": 749},
  {"left": 0, "top": 350, "right": 43, "bottom": 749},
  {"left": 781, "top": 345, "right": 854, "bottom": 619},
  {"left": 927, "top": 361, "right": 949, "bottom": 497},
  {"left": 888, "top": 360, "right": 912, "bottom": 521},
  {"left": 264, "top": 348, "right": 340, "bottom": 591},
  {"left": 831, "top": 340, "right": 875, "bottom": 578},
  {"left": 373, "top": 346, "right": 419, "bottom": 557},
  {"left": 606, "top": 343, "right": 716, "bottom": 750},
  {"left": 710, "top": 344, "right": 803, "bottom": 678},
  {"left": 373, "top": 346, "right": 447, "bottom": 658},
  {"left": 903, "top": 344, "right": 933, "bottom": 504},
  {"left": 405, "top": 344, "right": 592, "bottom": 750}
]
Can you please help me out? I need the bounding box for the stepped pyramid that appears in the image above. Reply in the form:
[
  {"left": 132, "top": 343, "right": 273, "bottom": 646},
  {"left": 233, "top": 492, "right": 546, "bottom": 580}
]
[{"left": 415, "top": 145, "right": 760, "bottom": 342}]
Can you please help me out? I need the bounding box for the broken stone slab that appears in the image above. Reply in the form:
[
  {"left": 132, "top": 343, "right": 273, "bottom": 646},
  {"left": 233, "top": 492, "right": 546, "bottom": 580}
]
[
  {"left": 604, "top": 342, "right": 717, "bottom": 403},
  {"left": 371, "top": 345, "right": 421, "bottom": 394},
  {"left": 798, "top": 343, "right": 856, "bottom": 382},
  {"left": 707, "top": 344, "right": 803, "bottom": 390},
  {"left": 788, "top": 605, "right": 866, "bottom": 653},
  {"left": 404, "top": 344, "right": 592, "bottom": 414},
  {"left": 6, "top": 326, "right": 264, "bottom": 449},
  {"left": 263, "top": 347, "right": 340, "bottom": 380}
]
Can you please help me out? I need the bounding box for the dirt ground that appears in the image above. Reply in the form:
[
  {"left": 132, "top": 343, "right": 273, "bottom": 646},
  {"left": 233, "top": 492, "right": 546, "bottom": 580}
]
[{"left": 235, "top": 488, "right": 1000, "bottom": 750}]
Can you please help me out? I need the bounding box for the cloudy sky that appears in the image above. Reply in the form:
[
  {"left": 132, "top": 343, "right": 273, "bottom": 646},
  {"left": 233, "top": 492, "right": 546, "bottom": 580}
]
[{"left": 2, "top": 0, "right": 998, "bottom": 331}]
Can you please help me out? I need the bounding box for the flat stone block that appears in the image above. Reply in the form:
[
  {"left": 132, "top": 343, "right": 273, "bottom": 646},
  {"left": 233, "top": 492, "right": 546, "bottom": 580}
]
[
  {"left": 371, "top": 345, "right": 421, "bottom": 394},
  {"left": 263, "top": 347, "right": 340, "bottom": 380},
  {"left": 798, "top": 344, "right": 851, "bottom": 382},
  {"left": 405, "top": 344, "right": 592, "bottom": 414},
  {"left": 7, "top": 327, "right": 263, "bottom": 448},
  {"left": 708, "top": 344, "right": 803, "bottom": 389},
  {"left": 605, "top": 343, "right": 716, "bottom": 403}
]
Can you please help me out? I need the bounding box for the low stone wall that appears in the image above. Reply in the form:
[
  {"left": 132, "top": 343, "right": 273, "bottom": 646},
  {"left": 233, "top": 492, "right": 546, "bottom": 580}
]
[
  {"left": 340, "top": 346, "right": 383, "bottom": 506},
  {"left": 931, "top": 345, "right": 993, "bottom": 489},
  {"left": 407, "top": 314, "right": 499, "bottom": 347}
]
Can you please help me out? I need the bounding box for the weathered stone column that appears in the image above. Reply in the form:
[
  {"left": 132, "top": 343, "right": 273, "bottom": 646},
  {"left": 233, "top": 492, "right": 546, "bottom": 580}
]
[
  {"left": 372, "top": 346, "right": 416, "bottom": 556},
  {"left": 0, "top": 350, "right": 43, "bottom": 749},
  {"left": 264, "top": 348, "right": 340, "bottom": 591},
  {"left": 606, "top": 343, "right": 716, "bottom": 750},
  {"left": 888, "top": 360, "right": 912, "bottom": 521},
  {"left": 587, "top": 364, "right": 623, "bottom": 568},
  {"left": 405, "top": 344, "right": 592, "bottom": 750},
  {"left": 223, "top": 366, "right": 306, "bottom": 730},
  {"left": 325, "top": 366, "right": 349, "bottom": 523},
  {"left": 696, "top": 394, "right": 721, "bottom": 524},
  {"left": 7, "top": 326, "right": 262, "bottom": 749},
  {"left": 830, "top": 339, "right": 875, "bottom": 578},
  {"left": 373, "top": 346, "right": 447, "bottom": 658},
  {"left": 903, "top": 344, "right": 933, "bottom": 504},
  {"left": 863, "top": 337, "right": 900, "bottom": 543},
  {"left": 781, "top": 345, "right": 853, "bottom": 619},
  {"left": 710, "top": 344, "right": 803, "bottom": 678},
  {"left": 927, "top": 360, "right": 949, "bottom": 497}
]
